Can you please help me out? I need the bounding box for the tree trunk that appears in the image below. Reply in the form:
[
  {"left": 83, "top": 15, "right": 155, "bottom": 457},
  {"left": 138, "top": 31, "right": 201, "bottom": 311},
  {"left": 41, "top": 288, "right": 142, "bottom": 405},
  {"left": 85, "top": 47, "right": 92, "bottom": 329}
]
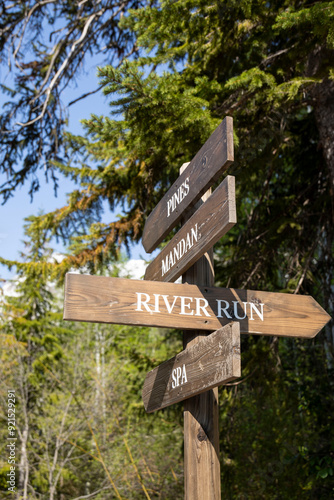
[
  {"left": 312, "top": 76, "right": 334, "bottom": 368},
  {"left": 18, "top": 358, "right": 29, "bottom": 500},
  {"left": 18, "top": 425, "right": 29, "bottom": 500},
  {"left": 313, "top": 78, "right": 334, "bottom": 222}
]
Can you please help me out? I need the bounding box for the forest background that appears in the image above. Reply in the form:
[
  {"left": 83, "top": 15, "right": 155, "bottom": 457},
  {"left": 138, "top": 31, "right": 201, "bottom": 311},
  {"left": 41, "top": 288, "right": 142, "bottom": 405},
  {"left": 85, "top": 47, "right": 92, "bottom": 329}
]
[{"left": 0, "top": 1, "right": 334, "bottom": 499}]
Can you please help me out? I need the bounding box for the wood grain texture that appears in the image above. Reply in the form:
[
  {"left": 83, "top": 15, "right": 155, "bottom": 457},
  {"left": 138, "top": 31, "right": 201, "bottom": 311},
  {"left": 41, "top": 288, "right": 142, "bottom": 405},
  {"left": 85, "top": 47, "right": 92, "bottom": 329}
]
[
  {"left": 144, "top": 176, "right": 236, "bottom": 283},
  {"left": 142, "top": 322, "right": 240, "bottom": 413},
  {"left": 63, "top": 274, "right": 331, "bottom": 338},
  {"left": 181, "top": 182, "right": 221, "bottom": 500},
  {"left": 142, "top": 116, "right": 234, "bottom": 253}
]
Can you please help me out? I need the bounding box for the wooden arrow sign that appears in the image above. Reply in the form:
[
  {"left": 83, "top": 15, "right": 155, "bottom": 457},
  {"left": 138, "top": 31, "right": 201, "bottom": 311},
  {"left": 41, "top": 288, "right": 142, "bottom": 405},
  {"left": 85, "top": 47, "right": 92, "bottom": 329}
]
[
  {"left": 142, "top": 322, "right": 241, "bottom": 413},
  {"left": 142, "top": 116, "right": 234, "bottom": 253},
  {"left": 63, "top": 274, "right": 331, "bottom": 338},
  {"left": 144, "top": 176, "right": 236, "bottom": 283}
]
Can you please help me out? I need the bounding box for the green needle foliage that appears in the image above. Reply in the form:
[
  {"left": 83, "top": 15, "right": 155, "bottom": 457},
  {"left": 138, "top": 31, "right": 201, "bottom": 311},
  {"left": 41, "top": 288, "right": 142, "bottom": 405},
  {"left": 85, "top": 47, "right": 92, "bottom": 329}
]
[
  {"left": 1, "top": 1, "right": 334, "bottom": 498},
  {"left": 20, "top": 1, "right": 334, "bottom": 296},
  {"left": 0, "top": 222, "right": 184, "bottom": 498},
  {"left": 0, "top": 0, "right": 143, "bottom": 202}
]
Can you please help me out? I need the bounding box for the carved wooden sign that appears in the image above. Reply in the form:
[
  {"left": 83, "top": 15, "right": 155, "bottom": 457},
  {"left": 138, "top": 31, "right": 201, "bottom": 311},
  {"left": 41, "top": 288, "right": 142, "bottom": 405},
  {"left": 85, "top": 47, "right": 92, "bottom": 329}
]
[
  {"left": 142, "top": 117, "right": 234, "bottom": 253},
  {"left": 63, "top": 274, "right": 331, "bottom": 338},
  {"left": 142, "top": 322, "right": 241, "bottom": 413},
  {"left": 144, "top": 176, "right": 236, "bottom": 283}
]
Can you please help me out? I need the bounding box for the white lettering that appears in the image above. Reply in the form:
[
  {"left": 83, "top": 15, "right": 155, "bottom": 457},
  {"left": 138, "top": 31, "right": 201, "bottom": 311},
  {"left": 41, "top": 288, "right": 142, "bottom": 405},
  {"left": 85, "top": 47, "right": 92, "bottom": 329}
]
[
  {"left": 191, "top": 224, "right": 198, "bottom": 244},
  {"left": 232, "top": 300, "right": 247, "bottom": 320},
  {"left": 216, "top": 299, "right": 232, "bottom": 319},
  {"left": 249, "top": 302, "right": 264, "bottom": 321},
  {"left": 153, "top": 294, "right": 160, "bottom": 313},
  {"left": 185, "top": 232, "right": 192, "bottom": 252},
  {"left": 135, "top": 293, "right": 153, "bottom": 313},
  {"left": 162, "top": 295, "right": 179, "bottom": 314},
  {"left": 176, "top": 366, "right": 182, "bottom": 386},
  {"left": 173, "top": 245, "right": 179, "bottom": 263},
  {"left": 179, "top": 183, "right": 185, "bottom": 201},
  {"left": 161, "top": 256, "right": 169, "bottom": 276},
  {"left": 167, "top": 199, "right": 172, "bottom": 217},
  {"left": 172, "top": 369, "right": 177, "bottom": 388},
  {"left": 195, "top": 297, "right": 211, "bottom": 317},
  {"left": 135, "top": 294, "right": 265, "bottom": 322},
  {"left": 172, "top": 364, "right": 187, "bottom": 389},
  {"left": 161, "top": 224, "right": 198, "bottom": 276},
  {"left": 189, "top": 224, "right": 197, "bottom": 251},
  {"left": 179, "top": 239, "right": 186, "bottom": 258},
  {"left": 181, "top": 364, "right": 187, "bottom": 384},
  {"left": 180, "top": 296, "right": 194, "bottom": 315},
  {"left": 166, "top": 178, "right": 191, "bottom": 217},
  {"left": 217, "top": 299, "right": 265, "bottom": 321},
  {"left": 169, "top": 252, "right": 174, "bottom": 269},
  {"left": 184, "top": 177, "right": 190, "bottom": 195}
]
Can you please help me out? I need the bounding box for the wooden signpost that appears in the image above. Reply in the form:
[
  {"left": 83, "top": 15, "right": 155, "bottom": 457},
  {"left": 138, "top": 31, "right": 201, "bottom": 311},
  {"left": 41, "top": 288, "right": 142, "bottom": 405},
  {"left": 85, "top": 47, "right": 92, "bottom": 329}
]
[
  {"left": 63, "top": 116, "right": 332, "bottom": 500},
  {"left": 142, "top": 322, "right": 241, "bottom": 413},
  {"left": 144, "top": 175, "right": 236, "bottom": 283},
  {"left": 142, "top": 116, "right": 234, "bottom": 253},
  {"left": 64, "top": 273, "right": 330, "bottom": 338}
]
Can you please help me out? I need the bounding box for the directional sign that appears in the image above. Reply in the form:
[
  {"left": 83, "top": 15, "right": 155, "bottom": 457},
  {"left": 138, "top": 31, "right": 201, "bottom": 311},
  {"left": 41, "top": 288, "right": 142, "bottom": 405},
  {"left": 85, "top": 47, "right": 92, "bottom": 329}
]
[
  {"left": 142, "top": 116, "right": 234, "bottom": 253},
  {"left": 144, "top": 176, "right": 236, "bottom": 283},
  {"left": 63, "top": 274, "right": 331, "bottom": 338},
  {"left": 142, "top": 323, "right": 241, "bottom": 413}
]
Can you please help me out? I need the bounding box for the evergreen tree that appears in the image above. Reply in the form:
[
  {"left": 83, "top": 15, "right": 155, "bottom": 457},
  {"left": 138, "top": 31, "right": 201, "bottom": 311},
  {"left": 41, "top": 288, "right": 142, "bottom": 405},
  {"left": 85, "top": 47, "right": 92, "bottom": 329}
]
[
  {"left": 24, "top": 1, "right": 334, "bottom": 299},
  {"left": 24, "top": 1, "right": 332, "bottom": 497},
  {"left": 0, "top": 219, "right": 71, "bottom": 497},
  {"left": 0, "top": 0, "right": 144, "bottom": 201},
  {"left": 0, "top": 222, "right": 184, "bottom": 498},
  {"left": 1, "top": 1, "right": 333, "bottom": 498}
]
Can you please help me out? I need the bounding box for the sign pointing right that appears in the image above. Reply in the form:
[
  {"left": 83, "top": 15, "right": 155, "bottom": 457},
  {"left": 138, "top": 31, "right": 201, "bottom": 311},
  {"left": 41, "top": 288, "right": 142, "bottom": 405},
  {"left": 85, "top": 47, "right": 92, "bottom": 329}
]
[{"left": 63, "top": 274, "right": 331, "bottom": 339}]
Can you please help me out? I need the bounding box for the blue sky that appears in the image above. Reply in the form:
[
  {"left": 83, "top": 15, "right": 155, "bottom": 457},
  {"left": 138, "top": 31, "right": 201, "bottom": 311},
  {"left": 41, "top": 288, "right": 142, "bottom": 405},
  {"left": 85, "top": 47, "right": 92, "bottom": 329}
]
[{"left": 0, "top": 61, "right": 156, "bottom": 283}]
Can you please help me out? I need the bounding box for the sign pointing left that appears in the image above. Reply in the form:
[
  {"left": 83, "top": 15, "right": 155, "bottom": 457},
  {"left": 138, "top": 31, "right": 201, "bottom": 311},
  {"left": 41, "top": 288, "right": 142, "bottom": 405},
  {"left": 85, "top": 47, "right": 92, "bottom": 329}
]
[
  {"left": 142, "top": 322, "right": 241, "bottom": 413},
  {"left": 142, "top": 117, "right": 234, "bottom": 253},
  {"left": 144, "top": 175, "right": 236, "bottom": 283}
]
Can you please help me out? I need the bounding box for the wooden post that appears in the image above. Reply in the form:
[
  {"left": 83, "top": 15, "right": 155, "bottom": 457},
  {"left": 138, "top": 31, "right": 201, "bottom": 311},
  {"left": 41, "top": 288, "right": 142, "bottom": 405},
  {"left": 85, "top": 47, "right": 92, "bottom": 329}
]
[
  {"left": 181, "top": 163, "right": 221, "bottom": 500},
  {"left": 62, "top": 117, "right": 332, "bottom": 499}
]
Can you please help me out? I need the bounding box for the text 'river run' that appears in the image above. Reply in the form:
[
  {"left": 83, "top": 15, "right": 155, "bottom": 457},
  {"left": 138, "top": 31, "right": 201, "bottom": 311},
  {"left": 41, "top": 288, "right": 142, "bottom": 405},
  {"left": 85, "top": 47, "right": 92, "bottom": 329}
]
[{"left": 135, "top": 292, "right": 264, "bottom": 321}]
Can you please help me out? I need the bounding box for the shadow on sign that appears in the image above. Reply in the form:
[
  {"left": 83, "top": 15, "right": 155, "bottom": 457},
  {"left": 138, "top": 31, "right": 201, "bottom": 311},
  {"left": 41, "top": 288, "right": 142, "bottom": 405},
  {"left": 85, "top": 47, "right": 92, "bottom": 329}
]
[{"left": 145, "top": 358, "right": 176, "bottom": 413}]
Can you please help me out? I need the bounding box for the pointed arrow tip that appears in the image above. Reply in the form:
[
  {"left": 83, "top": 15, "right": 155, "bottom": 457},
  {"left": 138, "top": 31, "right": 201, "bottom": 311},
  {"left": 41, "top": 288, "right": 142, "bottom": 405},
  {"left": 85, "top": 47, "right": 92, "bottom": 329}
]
[{"left": 309, "top": 297, "right": 332, "bottom": 337}]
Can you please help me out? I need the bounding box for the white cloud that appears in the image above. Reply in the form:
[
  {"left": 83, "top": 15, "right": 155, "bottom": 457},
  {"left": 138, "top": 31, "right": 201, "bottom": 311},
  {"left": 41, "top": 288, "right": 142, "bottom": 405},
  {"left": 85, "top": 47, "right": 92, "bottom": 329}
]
[{"left": 117, "top": 259, "right": 148, "bottom": 280}]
